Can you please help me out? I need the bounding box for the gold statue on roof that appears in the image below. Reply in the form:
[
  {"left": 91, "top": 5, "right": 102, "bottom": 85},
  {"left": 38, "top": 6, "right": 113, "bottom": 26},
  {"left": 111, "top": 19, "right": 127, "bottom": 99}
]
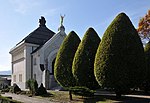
[{"left": 60, "top": 14, "right": 65, "bottom": 26}]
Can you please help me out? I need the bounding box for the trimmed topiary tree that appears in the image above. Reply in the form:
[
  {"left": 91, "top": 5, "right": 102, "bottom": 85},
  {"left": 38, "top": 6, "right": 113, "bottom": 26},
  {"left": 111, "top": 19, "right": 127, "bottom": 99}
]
[
  {"left": 12, "top": 84, "right": 21, "bottom": 94},
  {"left": 145, "top": 42, "right": 150, "bottom": 77},
  {"left": 36, "top": 83, "right": 47, "bottom": 96},
  {"left": 27, "top": 79, "right": 38, "bottom": 96},
  {"left": 72, "top": 27, "right": 100, "bottom": 90},
  {"left": 143, "top": 42, "right": 150, "bottom": 92},
  {"left": 145, "top": 42, "right": 150, "bottom": 70},
  {"left": 54, "top": 31, "right": 81, "bottom": 87},
  {"left": 94, "top": 13, "right": 146, "bottom": 98},
  {"left": 54, "top": 31, "right": 81, "bottom": 100}
]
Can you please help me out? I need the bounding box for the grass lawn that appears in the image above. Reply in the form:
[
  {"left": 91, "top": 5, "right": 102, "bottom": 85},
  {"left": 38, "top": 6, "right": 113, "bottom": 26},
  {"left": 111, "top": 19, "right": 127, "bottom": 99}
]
[{"left": 36, "top": 90, "right": 150, "bottom": 103}]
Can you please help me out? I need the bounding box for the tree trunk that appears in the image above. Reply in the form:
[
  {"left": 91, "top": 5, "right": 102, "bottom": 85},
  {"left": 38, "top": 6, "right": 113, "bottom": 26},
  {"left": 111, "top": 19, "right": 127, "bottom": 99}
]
[{"left": 69, "top": 90, "right": 72, "bottom": 100}]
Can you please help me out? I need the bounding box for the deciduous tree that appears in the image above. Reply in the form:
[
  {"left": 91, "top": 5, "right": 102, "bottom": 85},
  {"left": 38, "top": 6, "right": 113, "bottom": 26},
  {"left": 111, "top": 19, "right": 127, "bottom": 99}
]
[{"left": 137, "top": 10, "right": 150, "bottom": 42}]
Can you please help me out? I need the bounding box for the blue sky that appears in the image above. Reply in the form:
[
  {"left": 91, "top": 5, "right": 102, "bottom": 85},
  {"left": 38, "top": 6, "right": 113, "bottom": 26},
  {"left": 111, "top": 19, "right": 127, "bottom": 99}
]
[{"left": 0, "top": 0, "right": 149, "bottom": 71}]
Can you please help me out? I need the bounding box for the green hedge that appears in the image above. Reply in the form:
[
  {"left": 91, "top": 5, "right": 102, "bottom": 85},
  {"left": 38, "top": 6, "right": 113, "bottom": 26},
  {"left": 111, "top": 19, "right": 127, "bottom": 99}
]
[{"left": 69, "top": 86, "right": 95, "bottom": 97}]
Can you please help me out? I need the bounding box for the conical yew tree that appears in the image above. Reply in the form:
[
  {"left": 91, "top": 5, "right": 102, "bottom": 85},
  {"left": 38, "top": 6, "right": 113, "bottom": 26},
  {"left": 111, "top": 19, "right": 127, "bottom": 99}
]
[
  {"left": 72, "top": 27, "right": 100, "bottom": 90},
  {"left": 144, "top": 42, "right": 150, "bottom": 71},
  {"left": 144, "top": 42, "right": 150, "bottom": 88},
  {"left": 94, "top": 13, "right": 146, "bottom": 98},
  {"left": 54, "top": 31, "right": 81, "bottom": 88}
]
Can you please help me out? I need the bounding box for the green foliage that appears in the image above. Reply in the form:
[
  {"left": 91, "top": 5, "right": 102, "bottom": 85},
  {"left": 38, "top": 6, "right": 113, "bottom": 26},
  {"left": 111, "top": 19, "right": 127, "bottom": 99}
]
[
  {"left": 1, "top": 87, "right": 10, "bottom": 93},
  {"left": 36, "top": 83, "right": 47, "bottom": 96},
  {"left": 144, "top": 42, "right": 150, "bottom": 77},
  {"left": 145, "top": 42, "right": 150, "bottom": 52},
  {"left": 12, "top": 84, "right": 21, "bottom": 94},
  {"left": 72, "top": 27, "right": 100, "bottom": 90},
  {"left": 69, "top": 86, "right": 95, "bottom": 97},
  {"left": 94, "top": 13, "right": 146, "bottom": 96},
  {"left": 0, "top": 84, "right": 9, "bottom": 90},
  {"left": 143, "top": 42, "right": 150, "bottom": 91},
  {"left": 145, "top": 42, "right": 150, "bottom": 81},
  {"left": 54, "top": 31, "right": 81, "bottom": 87},
  {"left": 27, "top": 79, "right": 38, "bottom": 95}
]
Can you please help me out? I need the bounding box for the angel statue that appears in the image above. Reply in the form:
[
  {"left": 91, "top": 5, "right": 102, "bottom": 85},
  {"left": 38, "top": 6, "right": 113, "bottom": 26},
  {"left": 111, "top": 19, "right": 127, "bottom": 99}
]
[{"left": 60, "top": 14, "right": 65, "bottom": 26}]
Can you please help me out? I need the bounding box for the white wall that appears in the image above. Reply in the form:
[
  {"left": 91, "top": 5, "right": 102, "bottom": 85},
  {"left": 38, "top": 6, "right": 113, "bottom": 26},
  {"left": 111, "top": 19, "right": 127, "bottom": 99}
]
[
  {"left": 43, "top": 32, "right": 66, "bottom": 59},
  {"left": 10, "top": 43, "right": 39, "bottom": 90},
  {"left": 11, "top": 46, "right": 26, "bottom": 89},
  {"left": 12, "top": 60, "right": 26, "bottom": 89},
  {"left": 33, "top": 51, "right": 43, "bottom": 87},
  {"left": 25, "top": 44, "right": 39, "bottom": 88},
  {"left": 42, "top": 31, "right": 66, "bottom": 89}
]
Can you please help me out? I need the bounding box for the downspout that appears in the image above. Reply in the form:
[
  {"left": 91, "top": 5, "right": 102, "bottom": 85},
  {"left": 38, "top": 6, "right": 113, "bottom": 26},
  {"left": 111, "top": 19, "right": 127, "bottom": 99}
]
[
  {"left": 31, "top": 46, "right": 34, "bottom": 79},
  {"left": 31, "top": 55, "right": 33, "bottom": 79}
]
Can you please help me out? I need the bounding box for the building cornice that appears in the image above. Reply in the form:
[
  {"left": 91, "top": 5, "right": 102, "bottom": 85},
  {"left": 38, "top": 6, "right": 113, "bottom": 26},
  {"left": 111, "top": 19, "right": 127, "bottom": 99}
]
[
  {"left": 9, "top": 41, "right": 25, "bottom": 54},
  {"left": 12, "top": 57, "right": 25, "bottom": 64},
  {"left": 9, "top": 42, "right": 39, "bottom": 54}
]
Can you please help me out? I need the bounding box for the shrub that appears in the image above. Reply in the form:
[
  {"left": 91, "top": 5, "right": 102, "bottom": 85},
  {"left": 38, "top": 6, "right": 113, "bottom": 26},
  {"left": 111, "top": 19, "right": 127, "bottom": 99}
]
[
  {"left": 54, "top": 31, "right": 81, "bottom": 87},
  {"left": 0, "top": 84, "right": 8, "bottom": 90},
  {"left": 72, "top": 27, "right": 100, "bottom": 90},
  {"left": 12, "top": 84, "right": 21, "bottom": 94},
  {"left": 27, "top": 79, "right": 38, "bottom": 95},
  {"left": 36, "top": 83, "right": 47, "bottom": 96},
  {"left": 94, "top": 13, "right": 146, "bottom": 98},
  {"left": 1, "top": 88, "right": 10, "bottom": 93},
  {"left": 69, "top": 86, "right": 95, "bottom": 97}
]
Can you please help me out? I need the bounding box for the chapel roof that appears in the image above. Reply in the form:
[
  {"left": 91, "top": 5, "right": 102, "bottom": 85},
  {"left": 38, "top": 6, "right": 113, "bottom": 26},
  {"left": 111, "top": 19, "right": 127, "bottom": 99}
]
[{"left": 17, "top": 16, "right": 55, "bottom": 46}]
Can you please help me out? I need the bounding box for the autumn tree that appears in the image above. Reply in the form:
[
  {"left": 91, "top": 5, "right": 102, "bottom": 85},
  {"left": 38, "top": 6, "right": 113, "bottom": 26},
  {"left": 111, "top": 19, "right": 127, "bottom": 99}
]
[{"left": 137, "top": 10, "right": 150, "bottom": 42}]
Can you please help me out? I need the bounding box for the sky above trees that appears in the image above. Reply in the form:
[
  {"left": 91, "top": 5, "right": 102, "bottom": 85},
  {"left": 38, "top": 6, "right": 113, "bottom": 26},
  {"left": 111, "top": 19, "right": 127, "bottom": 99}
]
[{"left": 0, "top": 0, "right": 149, "bottom": 71}]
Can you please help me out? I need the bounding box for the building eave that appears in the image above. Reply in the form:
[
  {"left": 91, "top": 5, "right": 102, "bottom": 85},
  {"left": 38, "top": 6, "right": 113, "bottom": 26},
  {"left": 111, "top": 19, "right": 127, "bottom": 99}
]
[{"left": 9, "top": 40, "right": 25, "bottom": 54}]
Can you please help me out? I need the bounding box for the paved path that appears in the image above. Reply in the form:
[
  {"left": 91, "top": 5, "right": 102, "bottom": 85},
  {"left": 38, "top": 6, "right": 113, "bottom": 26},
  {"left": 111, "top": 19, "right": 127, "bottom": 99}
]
[
  {"left": 1, "top": 93, "right": 56, "bottom": 103},
  {"left": 95, "top": 90, "right": 150, "bottom": 103}
]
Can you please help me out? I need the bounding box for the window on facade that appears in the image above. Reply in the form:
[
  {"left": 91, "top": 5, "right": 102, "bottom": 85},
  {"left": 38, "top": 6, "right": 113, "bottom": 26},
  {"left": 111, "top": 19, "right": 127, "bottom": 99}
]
[
  {"left": 34, "top": 74, "right": 36, "bottom": 80},
  {"left": 34, "top": 58, "right": 37, "bottom": 65},
  {"left": 19, "top": 74, "right": 22, "bottom": 82},
  {"left": 51, "top": 58, "right": 56, "bottom": 75},
  {"left": 13, "top": 75, "right": 16, "bottom": 82}
]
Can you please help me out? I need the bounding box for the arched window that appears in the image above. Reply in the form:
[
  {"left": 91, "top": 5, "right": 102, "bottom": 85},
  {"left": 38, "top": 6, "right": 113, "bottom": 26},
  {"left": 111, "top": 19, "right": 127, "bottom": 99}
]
[{"left": 50, "top": 58, "right": 56, "bottom": 75}]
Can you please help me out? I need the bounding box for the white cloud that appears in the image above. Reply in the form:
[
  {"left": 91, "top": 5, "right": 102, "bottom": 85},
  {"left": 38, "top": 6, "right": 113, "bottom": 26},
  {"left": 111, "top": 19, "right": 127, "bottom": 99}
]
[
  {"left": 9, "top": 0, "right": 40, "bottom": 14},
  {"left": 40, "top": 9, "right": 59, "bottom": 17}
]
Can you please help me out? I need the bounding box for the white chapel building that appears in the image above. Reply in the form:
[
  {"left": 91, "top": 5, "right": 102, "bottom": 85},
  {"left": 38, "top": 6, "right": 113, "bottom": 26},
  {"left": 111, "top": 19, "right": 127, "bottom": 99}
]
[{"left": 9, "top": 16, "right": 66, "bottom": 90}]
